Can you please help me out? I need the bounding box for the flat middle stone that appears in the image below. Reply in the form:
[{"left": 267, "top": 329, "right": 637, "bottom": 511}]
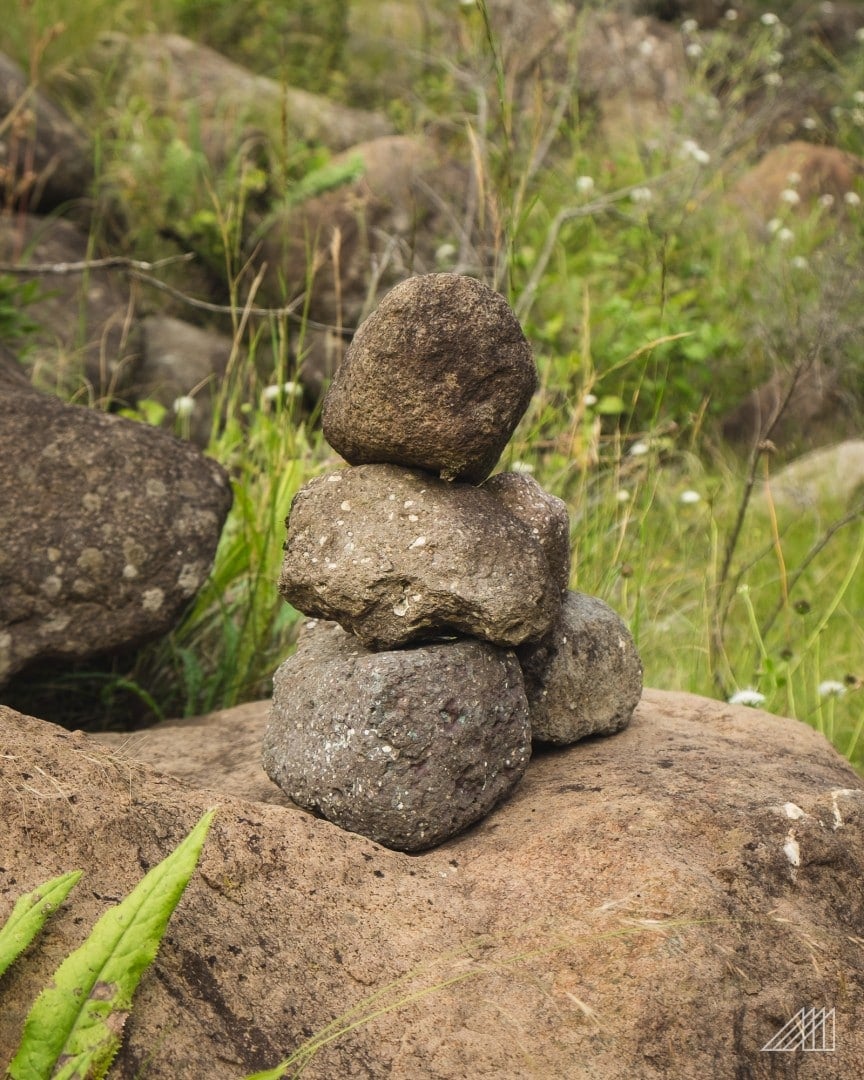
[{"left": 279, "top": 463, "right": 561, "bottom": 649}]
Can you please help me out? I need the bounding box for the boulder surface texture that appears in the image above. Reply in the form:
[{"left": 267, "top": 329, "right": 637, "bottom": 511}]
[
  {"left": 322, "top": 272, "right": 537, "bottom": 483},
  {"left": 264, "top": 620, "right": 531, "bottom": 851},
  {"left": 0, "top": 361, "right": 232, "bottom": 684},
  {"left": 279, "top": 463, "right": 561, "bottom": 650},
  {"left": 3, "top": 691, "right": 859, "bottom": 1078}
]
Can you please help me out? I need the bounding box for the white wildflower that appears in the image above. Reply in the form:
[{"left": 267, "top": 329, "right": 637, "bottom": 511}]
[
  {"left": 779, "top": 188, "right": 801, "bottom": 205},
  {"left": 818, "top": 680, "right": 847, "bottom": 698},
  {"left": 681, "top": 138, "right": 710, "bottom": 164},
  {"left": 639, "top": 39, "right": 656, "bottom": 58},
  {"left": 583, "top": 392, "right": 598, "bottom": 406},
  {"left": 686, "top": 42, "right": 703, "bottom": 59},
  {"left": 844, "top": 190, "right": 862, "bottom": 206},
  {"left": 801, "top": 117, "right": 818, "bottom": 131},
  {"left": 729, "top": 688, "right": 766, "bottom": 707},
  {"left": 791, "top": 255, "right": 809, "bottom": 270},
  {"left": 630, "top": 186, "right": 653, "bottom": 204},
  {"left": 777, "top": 227, "right": 795, "bottom": 243},
  {"left": 681, "top": 18, "right": 698, "bottom": 33},
  {"left": 172, "top": 395, "right": 196, "bottom": 418},
  {"left": 760, "top": 12, "right": 779, "bottom": 26},
  {"left": 616, "top": 489, "right": 631, "bottom": 503},
  {"left": 852, "top": 109, "right": 864, "bottom": 127},
  {"left": 786, "top": 171, "right": 801, "bottom": 186},
  {"left": 767, "top": 50, "right": 784, "bottom": 67},
  {"left": 857, "top": 27, "right": 864, "bottom": 43},
  {"left": 766, "top": 217, "right": 783, "bottom": 233},
  {"left": 724, "top": 9, "right": 738, "bottom": 21},
  {"left": 511, "top": 460, "right": 535, "bottom": 475},
  {"left": 576, "top": 175, "right": 595, "bottom": 195},
  {"left": 764, "top": 72, "right": 783, "bottom": 87},
  {"left": 853, "top": 90, "right": 864, "bottom": 105},
  {"left": 435, "top": 241, "right": 457, "bottom": 264},
  {"left": 817, "top": 193, "right": 835, "bottom": 208},
  {"left": 679, "top": 489, "right": 701, "bottom": 504},
  {"left": 263, "top": 381, "right": 303, "bottom": 403},
  {"left": 703, "top": 95, "right": 721, "bottom": 119},
  {"left": 628, "top": 440, "right": 650, "bottom": 457}
]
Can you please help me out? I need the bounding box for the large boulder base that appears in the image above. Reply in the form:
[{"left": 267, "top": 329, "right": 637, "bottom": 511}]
[
  {"left": 3, "top": 690, "right": 859, "bottom": 1077},
  {"left": 0, "top": 363, "right": 232, "bottom": 684},
  {"left": 264, "top": 620, "right": 531, "bottom": 851},
  {"left": 518, "top": 590, "right": 644, "bottom": 744},
  {"left": 322, "top": 273, "right": 537, "bottom": 483},
  {"left": 279, "top": 463, "right": 561, "bottom": 650}
]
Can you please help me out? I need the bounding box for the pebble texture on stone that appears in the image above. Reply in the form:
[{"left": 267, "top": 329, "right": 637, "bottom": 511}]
[
  {"left": 518, "top": 591, "right": 644, "bottom": 744},
  {"left": 322, "top": 273, "right": 537, "bottom": 483},
  {"left": 264, "top": 620, "right": 531, "bottom": 852},
  {"left": 0, "top": 356, "right": 232, "bottom": 685},
  {"left": 482, "top": 471, "right": 572, "bottom": 596},
  {"left": 279, "top": 463, "right": 561, "bottom": 649}
]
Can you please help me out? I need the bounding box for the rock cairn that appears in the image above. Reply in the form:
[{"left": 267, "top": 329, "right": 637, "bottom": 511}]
[{"left": 263, "top": 273, "right": 643, "bottom": 851}]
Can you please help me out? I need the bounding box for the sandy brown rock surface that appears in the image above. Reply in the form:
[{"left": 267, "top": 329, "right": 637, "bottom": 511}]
[{"left": 1, "top": 689, "right": 862, "bottom": 1078}]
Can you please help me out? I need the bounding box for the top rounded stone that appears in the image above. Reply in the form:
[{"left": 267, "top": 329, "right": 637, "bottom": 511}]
[{"left": 322, "top": 273, "right": 537, "bottom": 483}]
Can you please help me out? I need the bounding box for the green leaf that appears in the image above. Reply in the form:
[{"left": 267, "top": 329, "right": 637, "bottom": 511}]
[
  {"left": 286, "top": 153, "right": 366, "bottom": 207},
  {"left": 7, "top": 809, "right": 215, "bottom": 1080},
  {"left": 595, "top": 395, "right": 626, "bottom": 416},
  {"left": 0, "top": 872, "right": 83, "bottom": 981}
]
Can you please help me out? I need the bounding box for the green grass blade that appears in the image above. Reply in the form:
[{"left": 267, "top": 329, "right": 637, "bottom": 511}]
[
  {"left": 6, "top": 810, "right": 215, "bottom": 1080},
  {"left": 0, "top": 871, "right": 83, "bottom": 981}
]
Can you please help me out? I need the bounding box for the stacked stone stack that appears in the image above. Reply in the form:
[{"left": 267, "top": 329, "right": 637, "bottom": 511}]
[{"left": 263, "top": 273, "right": 643, "bottom": 851}]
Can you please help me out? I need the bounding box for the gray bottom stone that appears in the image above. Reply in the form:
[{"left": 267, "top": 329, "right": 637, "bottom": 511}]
[
  {"left": 517, "top": 591, "right": 643, "bottom": 744},
  {"left": 263, "top": 621, "right": 531, "bottom": 852}
]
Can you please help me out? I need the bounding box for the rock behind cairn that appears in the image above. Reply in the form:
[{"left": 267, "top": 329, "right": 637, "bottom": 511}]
[
  {"left": 322, "top": 273, "right": 537, "bottom": 483},
  {"left": 263, "top": 620, "right": 531, "bottom": 851}
]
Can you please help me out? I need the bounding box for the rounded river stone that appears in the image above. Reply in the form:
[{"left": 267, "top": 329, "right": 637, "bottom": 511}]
[
  {"left": 517, "top": 590, "right": 643, "bottom": 744},
  {"left": 263, "top": 620, "right": 531, "bottom": 852},
  {"left": 322, "top": 273, "right": 537, "bottom": 483},
  {"left": 278, "top": 463, "right": 561, "bottom": 650}
]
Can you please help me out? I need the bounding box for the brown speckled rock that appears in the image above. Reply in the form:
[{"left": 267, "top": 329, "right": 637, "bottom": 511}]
[
  {"left": 278, "top": 464, "right": 561, "bottom": 650},
  {"left": 482, "top": 471, "right": 572, "bottom": 595},
  {"left": 263, "top": 620, "right": 531, "bottom": 851},
  {"left": 321, "top": 273, "right": 537, "bottom": 483},
  {"left": 517, "top": 590, "right": 643, "bottom": 744}
]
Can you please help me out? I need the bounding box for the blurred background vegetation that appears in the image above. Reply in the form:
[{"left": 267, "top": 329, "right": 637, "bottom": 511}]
[{"left": 2, "top": 0, "right": 863, "bottom": 767}]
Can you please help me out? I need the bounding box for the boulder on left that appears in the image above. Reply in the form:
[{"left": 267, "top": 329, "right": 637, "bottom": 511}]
[{"left": 0, "top": 352, "right": 232, "bottom": 685}]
